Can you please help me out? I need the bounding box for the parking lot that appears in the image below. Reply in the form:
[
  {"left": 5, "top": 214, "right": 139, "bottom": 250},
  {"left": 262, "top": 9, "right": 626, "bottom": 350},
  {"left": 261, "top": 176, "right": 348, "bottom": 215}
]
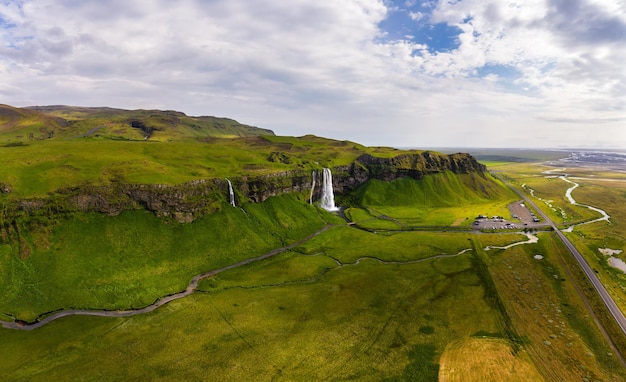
[{"left": 471, "top": 201, "right": 547, "bottom": 230}]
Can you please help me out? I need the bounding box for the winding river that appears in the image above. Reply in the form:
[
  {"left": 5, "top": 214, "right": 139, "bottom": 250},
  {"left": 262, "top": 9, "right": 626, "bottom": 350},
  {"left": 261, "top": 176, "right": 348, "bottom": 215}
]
[
  {"left": 4, "top": 172, "right": 607, "bottom": 331},
  {"left": 0, "top": 225, "right": 487, "bottom": 331},
  {"left": 1, "top": 225, "right": 333, "bottom": 331},
  {"left": 559, "top": 176, "right": 611, "bottom": 232},
  {"left": 529, "top": 170, "right": 611, "bottom": 233},
  {"left": 484, "top": 233, "right": 538, "bottom": 251}
]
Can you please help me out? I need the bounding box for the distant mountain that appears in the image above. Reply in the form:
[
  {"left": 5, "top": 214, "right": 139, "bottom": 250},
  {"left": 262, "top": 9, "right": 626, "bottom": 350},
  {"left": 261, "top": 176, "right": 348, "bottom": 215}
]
[
  {"left": 0, "top": 104, "right": 69, "bottom": 141},
  {"left": 0, "top": 104, "right": 274, "bottom": 142}
]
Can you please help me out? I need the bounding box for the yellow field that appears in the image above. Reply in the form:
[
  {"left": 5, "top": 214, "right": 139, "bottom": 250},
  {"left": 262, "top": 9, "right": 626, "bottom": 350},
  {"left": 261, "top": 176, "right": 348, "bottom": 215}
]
[
  {"left": 486, "top": 235, "right": 622, "bottom": 381},
  {"left": 438, "top": 338, "right": 543, "bottom": 382}
]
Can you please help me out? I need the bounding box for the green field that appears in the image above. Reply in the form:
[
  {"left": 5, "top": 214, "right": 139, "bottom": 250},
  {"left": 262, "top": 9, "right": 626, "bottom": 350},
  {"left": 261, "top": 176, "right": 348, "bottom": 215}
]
[
  {"left": 0, "top": 194, "right": 342, "bottom": 322},
  {"left": 0, "top": 136, "right": 432, "bottom": 198},
  {"left": 0, "top": 248, "right": 501, "bottom": 380},
  {"left": 344, "top": 172, "right": 516, "bottom": 228},
  {"left": 1, "top": 205, "right": 622, "bottom": 380},
  {"left": 1, "top": 140, "right": 625, "bottom": 381}
]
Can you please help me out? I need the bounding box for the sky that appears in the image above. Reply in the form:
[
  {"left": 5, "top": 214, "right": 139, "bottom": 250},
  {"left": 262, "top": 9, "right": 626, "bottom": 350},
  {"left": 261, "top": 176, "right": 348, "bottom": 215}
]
[{"left": 0, "top": 0, "right": 625, "bottom": 148}]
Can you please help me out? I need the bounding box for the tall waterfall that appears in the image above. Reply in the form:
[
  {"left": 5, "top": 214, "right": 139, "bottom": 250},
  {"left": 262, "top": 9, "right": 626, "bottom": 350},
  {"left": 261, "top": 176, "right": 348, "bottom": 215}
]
[
  {"left": 309, "top": 170, "right": 316, "bottom": 205},
  {"left": 320, "top": 168, "right": 339, "bottom": 211},
  {"left": 226, "top": 179, "right": 236, "bottom": 207}
]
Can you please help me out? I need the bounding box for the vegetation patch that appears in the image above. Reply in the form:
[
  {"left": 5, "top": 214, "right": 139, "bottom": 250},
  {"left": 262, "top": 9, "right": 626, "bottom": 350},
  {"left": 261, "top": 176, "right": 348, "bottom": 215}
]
[
  {"left": 345, "top": 173, "right": 517, "bottom": 228},
  {"left": 399, "top": 344, "right": 439, "bottom": 381},
  {"left": 438, "top": 338, "right": 543, "bottom": 382},
  {"left": 0, "top": 195, "right": 329, "bottom": 321},
  {"left": 0, "top": 231, "right": 508, "bottom": 380},
  {"left": 0, "top": 139, "right": 624, "bottom": 381}
]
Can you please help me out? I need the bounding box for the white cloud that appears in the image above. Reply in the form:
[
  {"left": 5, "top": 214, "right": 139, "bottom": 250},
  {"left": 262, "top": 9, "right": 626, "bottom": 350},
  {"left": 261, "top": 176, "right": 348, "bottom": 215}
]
[
  {"left": 409, "top": 11, "right": 425, "bottom": 21},
  {"left": 0, "top": 0, "right": 624, "bottom": 148}
]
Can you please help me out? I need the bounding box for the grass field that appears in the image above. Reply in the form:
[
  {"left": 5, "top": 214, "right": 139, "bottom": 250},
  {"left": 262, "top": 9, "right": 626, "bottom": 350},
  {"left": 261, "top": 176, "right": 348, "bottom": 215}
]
[
  {"left": 0, "top": 136, "right": 430, "bottom": 198},
  {"left": 438, "top": 338, "right": 543, "bottom": 381},
  {"left": 0, "top": 231, "right": 513, "bottom": 381},
  {"left": 1, "top": 148, "right": 625, "bottom": 381},
  {"left": 344, "top": 172, "right": 517, "bottom": 228},
  {"left": 0, "top": 195, "right": 335, "bottom": 322},
  {"left": 2, "top": 221, "right": 623, "bottom": 380}
]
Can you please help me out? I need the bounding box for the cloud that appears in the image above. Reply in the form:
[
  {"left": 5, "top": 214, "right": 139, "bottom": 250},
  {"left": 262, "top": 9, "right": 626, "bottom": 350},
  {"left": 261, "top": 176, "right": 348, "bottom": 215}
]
[
  {"left": 0, "top": 0, "right": 624, "bottom": 148},
  {"left": 409, "top": 11, "right": 425, "bottom": 21},
  {"left": 545, "top": 0, "right": 626, "bottom": 45}
]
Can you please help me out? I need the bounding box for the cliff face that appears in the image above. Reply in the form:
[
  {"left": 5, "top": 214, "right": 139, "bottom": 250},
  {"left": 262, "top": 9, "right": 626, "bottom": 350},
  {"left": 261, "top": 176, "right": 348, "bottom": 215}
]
[
  {"left": 331, "top": 152, "right": 486, "bottom": 193},
  {"left": 0, "top": 152, "right": 485, "bottom": 222}
]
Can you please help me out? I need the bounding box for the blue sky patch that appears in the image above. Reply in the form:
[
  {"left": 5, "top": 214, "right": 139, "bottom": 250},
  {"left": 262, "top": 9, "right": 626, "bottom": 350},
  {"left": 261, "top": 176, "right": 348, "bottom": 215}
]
[
  {"left": 473, "top": 64, "right": 537, "bottom": 94},
  {"left": 412, "top": 22, "right": 462, "bottom": 54},
  {"left": 0, "top": 16, "right": 16, "bottom": 29},
  {"left": 475, "top": 64, "right": 519, "bottom": 79},
  {"left": 378, "top": 1, "right": 462, "bottom": 54}
]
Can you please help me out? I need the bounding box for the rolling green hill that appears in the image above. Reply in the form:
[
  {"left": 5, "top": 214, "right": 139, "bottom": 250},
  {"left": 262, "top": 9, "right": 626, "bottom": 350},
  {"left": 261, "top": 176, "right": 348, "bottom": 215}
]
[
  {"left": 0, "top": 104, "right": 274, "bottom": 142},
  {"left": 351, "top": 171, "right": 511, "bottom": 208},
  {"left": 0, "top": 104, "right": 69, "bottom": 142},
  {"left": 342, "top": 172, "right": 517, "bottom": 228},
  {"left": 0, "top": 118, "right": 623, "bottom": 380}
]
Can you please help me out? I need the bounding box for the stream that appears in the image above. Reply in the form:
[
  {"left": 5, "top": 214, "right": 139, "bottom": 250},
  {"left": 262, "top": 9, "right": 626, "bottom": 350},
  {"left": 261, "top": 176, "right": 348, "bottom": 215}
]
[
  {"left": 483, "top": 233, "right": 538, "bottom": 251},
  {"left": 559, "top": 176, "right": 611, "bottom": 232},
  {"left": 1, "top": 225, "right": 333, "bottom": 331},
  {"left": 5, "top": 172, "right": 606, "bottom": 331},
  {"left": 527, "top": 170, "right": 611, "bottom": 233}
]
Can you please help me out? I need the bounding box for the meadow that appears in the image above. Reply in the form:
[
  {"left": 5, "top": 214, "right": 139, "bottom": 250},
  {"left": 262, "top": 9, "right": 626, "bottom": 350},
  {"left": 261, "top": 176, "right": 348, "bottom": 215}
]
[
  {"left": 343, "top": 172, "right": 516, "bottom": 229},
  {"left": 0, "top": 248, "right": 499, "bottom": 380},
  {"left": 495, "top": 161, "right": 626, "bottom": 313},
  {"left": 0, "top": 195, "right": 337, "bottom": 322},
  {"left": 1, "top": 208, "right": 622, "bottom": 380},
  {"left": 1, "top": 145, "right": 625, "bottom": 381},
  {"left": 0, "top": 136, "right": 423, "bottom": 198}
]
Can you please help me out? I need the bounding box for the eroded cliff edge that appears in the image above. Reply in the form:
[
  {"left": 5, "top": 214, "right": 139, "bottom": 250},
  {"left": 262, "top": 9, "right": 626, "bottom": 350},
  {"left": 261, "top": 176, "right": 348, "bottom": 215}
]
[{"left": 0, "top": 152, "right": 486, "bottom": 223}]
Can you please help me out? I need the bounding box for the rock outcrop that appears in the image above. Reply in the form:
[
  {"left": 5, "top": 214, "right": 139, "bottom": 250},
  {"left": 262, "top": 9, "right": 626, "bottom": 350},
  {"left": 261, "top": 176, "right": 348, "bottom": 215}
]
[
  {"left": 0, "top": 182, "right": 11, "bottom": 194},
  {"left": 331, "top": 152, "right": 486, "bottom": 194},
  {"left": 0, "top": 152, "right": 485, "bottom": 222}
]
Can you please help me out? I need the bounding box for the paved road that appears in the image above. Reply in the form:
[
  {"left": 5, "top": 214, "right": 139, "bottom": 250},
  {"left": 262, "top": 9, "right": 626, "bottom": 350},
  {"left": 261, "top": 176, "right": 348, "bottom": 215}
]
[{"left": 496, "top": 173, "right": 626, "bottom": 337}]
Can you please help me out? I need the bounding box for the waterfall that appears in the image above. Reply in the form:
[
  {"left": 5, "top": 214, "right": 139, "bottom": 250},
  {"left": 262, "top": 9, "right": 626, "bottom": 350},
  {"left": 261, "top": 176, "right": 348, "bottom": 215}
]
[
  {"left": 309, "top": 170, "right": 316, "bottom": 205},
  {"left": 226, "top": 179, "right": 236, "bottom": 207},
  {"left": 320, "top": 168, "right": 339, "bottom": 211}
]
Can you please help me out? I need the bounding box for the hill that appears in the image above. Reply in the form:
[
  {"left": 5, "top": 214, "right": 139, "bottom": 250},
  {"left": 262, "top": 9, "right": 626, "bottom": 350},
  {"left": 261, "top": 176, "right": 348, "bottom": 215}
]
[
  {"left": 0, "top": 104, "right": 274, "bottom": 142},
  {"left": 0, "top": 104, "right": 69, "bottom": 142},
  {"left": 0, "top": 129, "right": 500, "bottom": 318},
  {"left": 0, "top": 125, "right": 623, "bottom": 380},
  {"left": 0, "top": 133, "right": 482, "bottom": 199}
]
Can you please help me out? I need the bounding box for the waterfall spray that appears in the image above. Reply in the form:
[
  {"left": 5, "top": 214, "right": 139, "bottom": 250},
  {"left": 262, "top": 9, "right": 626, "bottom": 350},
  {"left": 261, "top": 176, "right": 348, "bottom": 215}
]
[
  {"left": 226, "top": 179, "right": 236, "bottom": 207},
  {"left": 309, "top": 170, "right": 316, "bottom": 205},
  {"left": 320, "top": 168, "right": 339, "bottom": 211}
]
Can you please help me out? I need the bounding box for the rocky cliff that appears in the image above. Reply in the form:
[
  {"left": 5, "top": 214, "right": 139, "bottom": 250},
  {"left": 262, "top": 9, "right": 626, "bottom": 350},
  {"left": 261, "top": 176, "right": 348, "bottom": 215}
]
[
  {"left": 331, "top": 152, "right": 486, "bottom": 194},
  {"left": 0, "top": 152, "right": 485, "bottom": 222}
]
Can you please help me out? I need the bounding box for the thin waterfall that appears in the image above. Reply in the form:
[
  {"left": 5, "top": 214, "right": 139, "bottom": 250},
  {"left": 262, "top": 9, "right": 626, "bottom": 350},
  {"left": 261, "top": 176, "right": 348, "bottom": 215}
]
[
  {"left": 320, "top": 168, "right": 339, "bottom": 211},
  {"left": 226, "top": 179, "right": 236, "bottom": 207},
  {"left": 309, "top": 170, "right": 316, "bottom": 205}
]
